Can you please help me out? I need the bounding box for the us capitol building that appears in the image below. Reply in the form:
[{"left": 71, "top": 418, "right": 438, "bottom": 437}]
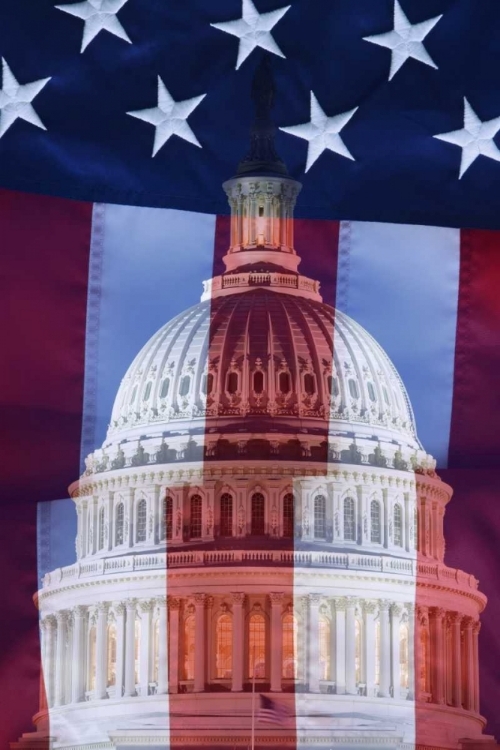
[{"left": 15, "top": 59, "right": 497, "bottom": 750}]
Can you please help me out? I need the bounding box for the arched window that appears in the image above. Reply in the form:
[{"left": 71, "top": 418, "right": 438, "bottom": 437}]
[
  {"left": 134, "top": 619, "right": 141, "bottom": 684},
  {"left": 115, "top": 502, "right": 124, "bottom": 546},
  {"left": 394, "top": 503, "right": 403, "bottom": 547},
  {"left": 283, "top": 493, "right": 294, "bottom": 538},
  {"left": 107, "top": 624, "right": 117, "bottom": 687},
  {"left": 382, "top": 386, "right": 389, "bottom": 405},
  {"left": 143, "top": 381, "right": 152, "bottom": 401},
  {"left": 160, "top": 378, "right": 170, "bottom": 399},
  {"left": 319, "top": 616, "right": 330, "bottom": 680},
  {"left": 88, "top": 625, "right": 96, "bottom": 691},
  {"left": 251, "top": 492, "right": 265, "bottom": 535},
  {"left": 327, "top": 375, "right": 339, "bottom": 397},
  {"left": 136, "top": 498, "right": 147, "bottom": 543},
  {"left": 400, "top": 623, "right": 409, "bottom": 689},
  {"left": 355, "top": 619, "right": 361, "bottom": 684},
  {"left": 98, "top": 507, "right": 105, "bottom": 551},
  {"left": 304, "top": 373, "right": 315, "bottom": 395},
  {"left": 190, "top": 494, "right": 202, "bottom": 539},
  {"left": 179, "top": 375, "right": 190, "bottom": 397},
  {"left": 161, "top": 496, "right": 173, "bottom": 541},
  {"left": 375, "top": 620, "right": 381, "bottom": 687},
  {"left": 314, "top": 495, "right": 326, "bottom": 539},
  {"left": 183, "top": 615, "right": 195, "bottom": 680},
  {"left": 248, "top": 613, "right": 266, "bottom": 678},
  {"left": 220, "top": 493, "right": 233, "bottom": 537},
  {"left": 227, "top": 371, "right": 239, "bottom": 394},
  {"left": 370, "top": 500, "right": 382, "bottom": 543},
  {"left": 216, "top": 614, "right": 233, "bottom": 678},
  {"left": 279, "top": 371, "right": 291, "bottom": 394},
  {"left": 153, "top": 619, "right": 159, "bottom": 683},
  {"left": 282, "top": 613, "right": 298, "bottom": 678},
  {"left": 253, "top": 370, "right": 264, "bottom": 394},
  {"left": 201, "top": 373, "right": 208, "bottom": 395},
  {"left": 129, "top": 385, "right": 137, "bottom": 405},
  {"left": 207, "top": 372, "right": 214, "bottom": 394},
  {"left": 343, "top": 497, "right": 356, "bottom": 541},
  {"left": 348, "top": 379, "right": 359, "bottom": 399},
  {"left": 367, "top": 382, "right": 376, "bottom": 402}
]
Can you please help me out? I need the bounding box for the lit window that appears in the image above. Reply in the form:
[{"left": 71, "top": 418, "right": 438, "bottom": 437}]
[
  {"left": 248, "top": 613, "right": 266, "bottom": 678},
  {"left": 283, "top": 493, "right": 294, "bottom": 538},
  {"left": 400, "top": 623, "right": 409, "bottom": 688},
  {"left": 179, "top": 376, "right": 190, "bottom": 397},
  {"left": 190, "top": 494, "right": 202, "bottom": 539},
  {"left": 314, "top": 495, "right": 326, "bottom": 539},
  {"left": 279, "top": 371, "right": 291, "bottom": 394},
  {"left": 304, "top": 373, "right": 315, "bottom": 395},
  {"left": 115, "top": 503, "right": 124, "bottom": 546},
  {"left": 88, "top": 626, "right": 96, "bottom": 691},
  {"left": 161, "top": 496, "right": 173, "bottom": 541},
  {"left": 319, "top": 616, "right": 330, "bottom": 680},
  {"left": 253, "top": 370, "right": 264, "bottom": 394},
  {"left": 370, "top": 500, "right": 381, "bottom": 543},
  {"left": 183, "top": 616, "right": 195, "bottom": 680},
  {"left": 282, "top": 613, "right": 298, "bottom": 678},
  {"left": 98, "top": 507, "right": 105, "bottom": 551},
  {"left": 220, "top": 493, "right": 233, "bottom": 537},
  {"left": 367, "top": 382, "right": 376, "bottom": 402},
  {"left": 344, "top": 497, "right": 356, "bottom": 541},
  {"left": 160, "top": 378, "right": 170, "bottom": 399},
  {"left": 136, "top": 498, "right": 147, "bottom": 543},
  {"left": 143, "top": 381, "right": 152, "bottom": 401},
  {"left": 394, "top": 504, "right": 403, "bottom": 547},
  {"left": 107, "top": 625, "right": 117, "bottom": 687},
  {"left": 216, "top": 614, "right": 233, "bottom": 678},
  {"left": 348, "top": 379, "right": 359, "bottom": 399},
  {"left": 227, "top": 371, "right": 239, "bottom": 394},
  {"left": 251, "top": 493, "right": 265, "bottom": 535}
]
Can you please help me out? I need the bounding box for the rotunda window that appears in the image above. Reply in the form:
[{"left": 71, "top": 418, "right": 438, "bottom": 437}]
[
  {"left": 87, "top": 625, "right": 96, "bottom": 692},
  {"left": 216, "top": 613, "right": 233, "bottom": 679},
  {"left": 394, "top": 504, "right": 403, "bottom": 547},
  {"left": 279, "top": 371, "right": 291, "bottom": 394},
  {"left": 370, "top": 500, "right": 382, "bottom": 544},
  {"left": 115, "top": 502, "right": 124, "bottom": 546},
  {"left": 143, "top": 381, "right": 152, "bottom": 401},
  {"left": 129, "top": 385, "right": 137, "bottom": 405},
  {"left": 327, "top": 375, "right": 339, "bottom": 398},
  {"left": 227, "top": 371, "right": 239, "bottom": 394},
  {"left": 343, "top": 497, "right": 356, "bottom": 542},
  {"left": 98, "top": 507, "right": 105, "bottom": 551},
  {"left": 283, "top": 493, "right": 294, "bottom": 538},
  {"left": 319, "top": 616, "right": 331, "bottom": 680},
  {"left": 400, "top": 623, "right": 409, "bottom": 689},
  {"left": 382, "top": 385, "right": 390, "bottom": 405},
  {"left": 190, "top": 494, "right": 202, "bottom": 539},
  {"left": 107, "top": 624, "right": 117, "bottom": 687},
  {"left": 160, "top": 378, "right": 170, "bottom": 399},
  {"left": 136, "top": 498, "right": 147, "bottom": 543},
  {"left": 282, "top": 613, "right": 298, "bottom": 679},
  {"left": 248, "top": 613, "right": 266, "bottom": 678},
  {"left": 251, "top": 492, "right": 265, "bottom": 535},
  {"left": 207, "top": 372, "right": 214, "bottom": 394},
  {"left": 313, "top": 495, "right": 326, "bottom": 540},
  {"left": 161, "top": 496, "right": 173, "bottom": 541},
  {"left": 220, "top": 493, "right": 233, "bottom": 537},
  {"left": 304, "top": 373, "right": 315, "bottom": 396},
  {"left": 253, "top": 370, "right": 264, "bottom": 394},
  {"left": 183, "top": 615, "right": 195, "bottom": 680},
  {"left": 348, "top": 379, "right": 359, "bottom": 399},
  {"left": 179, "top": 375, "right": 191, "bottom": 397},
  {"left": 367, "top": 381, "right": 376, "bottom": 402}
]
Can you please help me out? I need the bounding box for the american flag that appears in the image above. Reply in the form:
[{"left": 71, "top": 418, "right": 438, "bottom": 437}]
[
  {"left": 257, "top": 694, "right": 290, "bottom": 725},
  {"left": 1, "top": 0, "right": 500, "bottom": 747}
]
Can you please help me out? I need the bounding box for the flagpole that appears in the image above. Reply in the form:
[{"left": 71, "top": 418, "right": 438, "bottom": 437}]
[{"left": 251, "top": 646, "right": 256, "bottom": 750}]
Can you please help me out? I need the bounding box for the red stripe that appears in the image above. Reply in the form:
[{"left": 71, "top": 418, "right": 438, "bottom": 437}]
[
  {"left": 0, "top": 190, "right": 92, "bottom": 746},
  {"left": 448, "top": 228, "right": 500, "bottom": 467}
]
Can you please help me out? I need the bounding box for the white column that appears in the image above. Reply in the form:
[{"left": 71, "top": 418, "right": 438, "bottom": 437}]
[
  {"left": 463, "top": 618, "right": 475, "bottom": 711},
  {"left": 124, "top": 599, "right": 137, "bottom": 697},
  {"left": 232, "top": 593, "right": 245, "bottom": 692},
  {"left": 407, "top": 603, "right": 415, "bottom": 700},
  {"left": 168, "top": 598, "right": 181, "bottom": 693},
  {"left": 362, "top": 601, "right": 377, "bottom": 697},
  {"left": 43, "top": 615, "right": 57, "bottom": 708},
  {"left": 473, "top": 621, "right": 480, "bottom": 713},
  {"left": 95, "top": 603, "right": 109, "bottom": 699},
  {"left": 390, "top": 604, "right": 402, "bottom": 699},
  {"left": 345, "top": 598, "right": 357, "bottom": 695},
  {"left": 71, "top": 606, "right": 86, "bottom": 702},
  {"left": 114, "top": 602, "right": 126, "bottom": 698},
  {"left": 54, "top": 611, "right": 69, "bottom": 706},
  {"left": 308, "top": 595, "right": 321, "bottom": 693},
  {"left": 379, "top": 601, "right": 391, "bottom": 698},
  {"left": 431, "top": 608, "right": 446, "bottom": 704},
  {"left": 157, "top": 597, "right": 168, "bottom": 695},
  {"left": 334, "top": 598, "right": 346, "bottom": 694},
  {"left": 139, "top": 600, "right": 153, "bottom": 696},
  {"left": 194, "top": 594, "right": 205, "bottom": 692}
]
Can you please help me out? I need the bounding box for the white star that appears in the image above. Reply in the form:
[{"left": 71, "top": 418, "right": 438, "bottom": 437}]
[
  {"left": 56, "top": 0, "right": 131, "bottom": 53},
  {"left": 363, "top": 0, "right": 442, "bottom": 80},
  {"left": 211, "top": 0, "right": 290, "bottom": 70},
  {"left": 0, "top": 59, "right": 51, "bottom": 138},
  {"left": 279, "top": 92, "right": 358, "bottom": 172},
  {"left": 127, "top": 78, "right": 206, "bottom": 157},
  {"left": 434, "top": 98, "right": 500, "bottom": 179}
]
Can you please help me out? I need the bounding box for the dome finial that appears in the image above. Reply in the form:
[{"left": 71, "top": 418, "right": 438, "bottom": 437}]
[{"left": 236, "top": 53, "right": 287, "bottom": 177}]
